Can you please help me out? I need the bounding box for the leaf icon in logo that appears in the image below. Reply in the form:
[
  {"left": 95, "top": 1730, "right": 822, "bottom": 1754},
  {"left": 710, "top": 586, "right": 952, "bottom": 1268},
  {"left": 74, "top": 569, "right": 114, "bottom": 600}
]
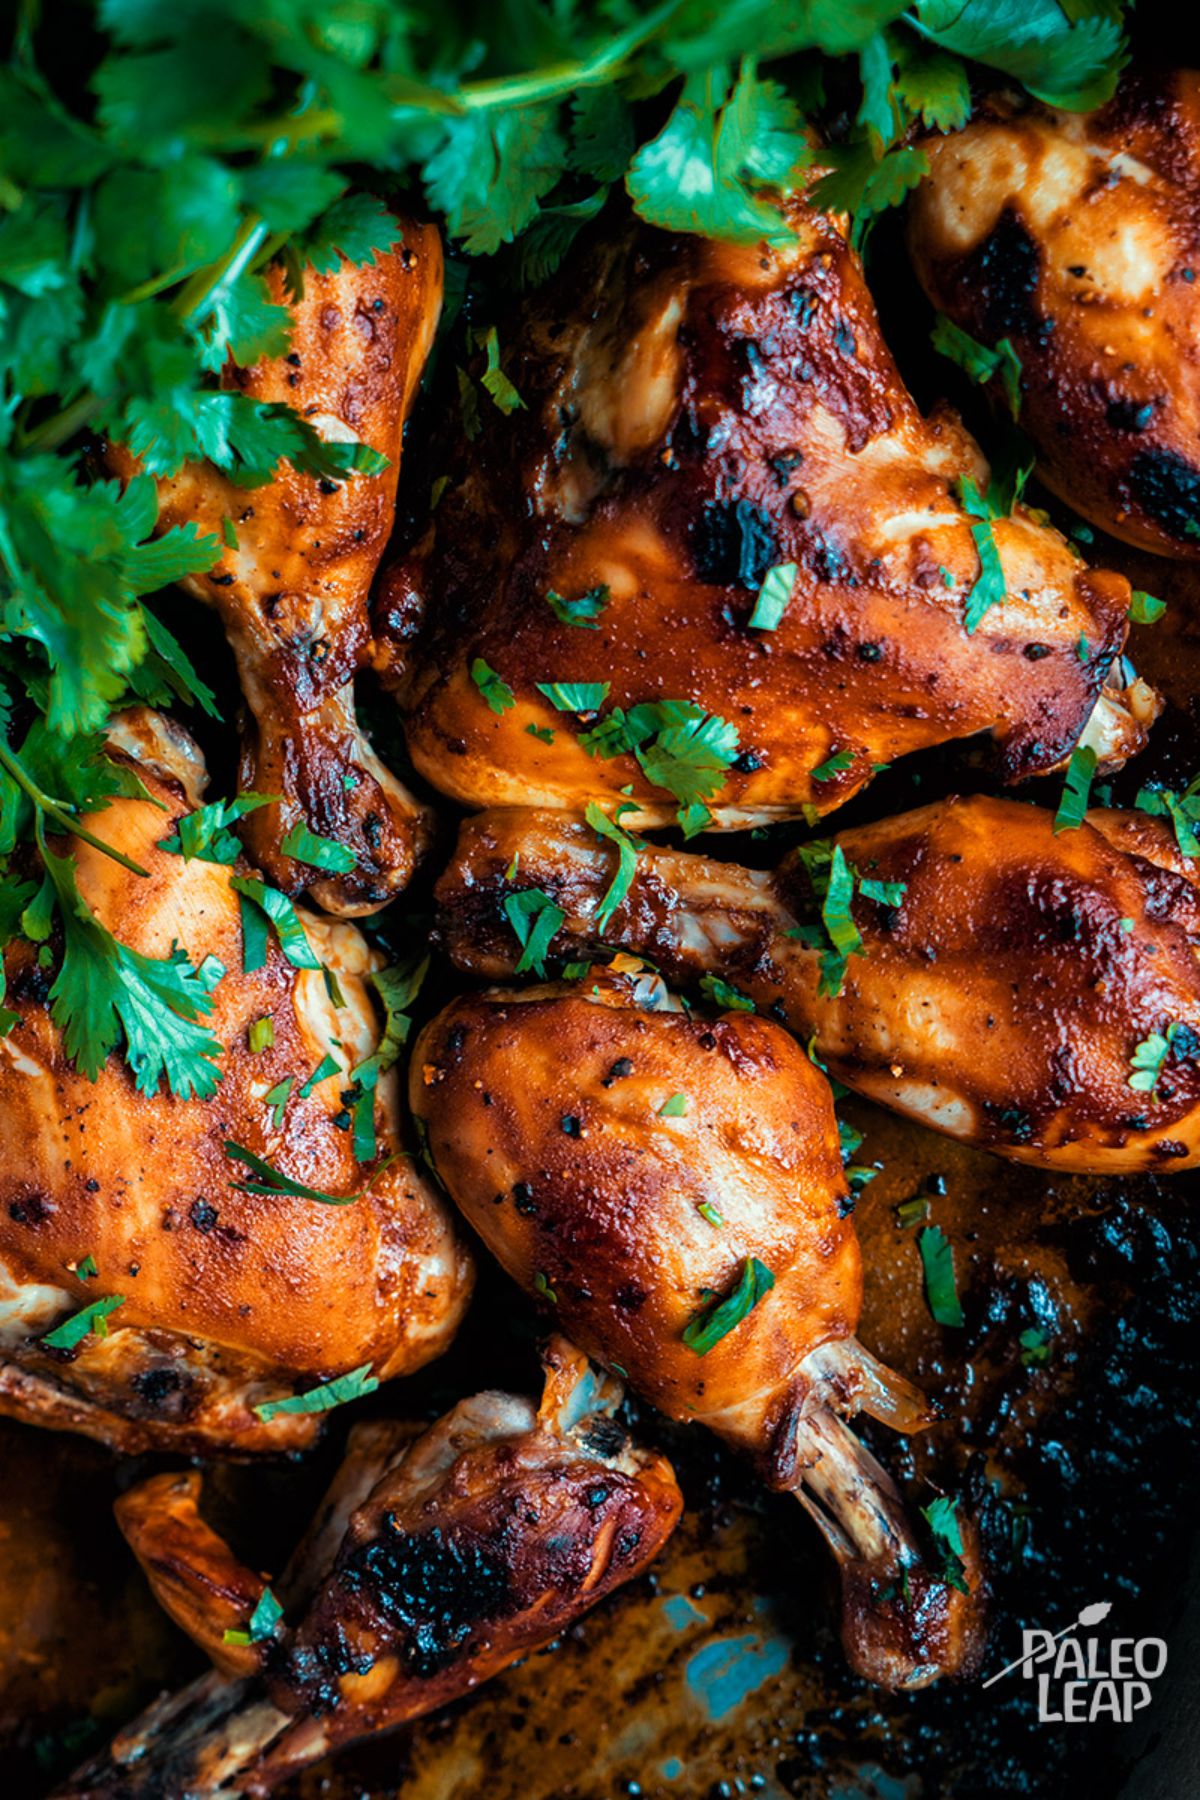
[{"left": 1078, "top": 1601, "right": 1112, "bottom": 1628}]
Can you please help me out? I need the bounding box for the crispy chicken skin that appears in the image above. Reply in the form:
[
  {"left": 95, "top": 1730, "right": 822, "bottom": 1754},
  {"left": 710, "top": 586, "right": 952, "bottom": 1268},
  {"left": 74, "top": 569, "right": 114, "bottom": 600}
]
[
  {"left": 411, "top": 974, "right": 987, "bottom": 1689},
  {"left": 909, "top": 70, "right": 1200, "bottom": 559},
  {"left": 387, "top": 193, "right": 1151, "bottom": 832},
  {"left": 0, "top": 710, "right": 471, "bottom": 1454},
  {"left": 56, "top": 1342, "right": 682, "bottom": 1798},
  {"left": 434, "top": 798, "right": 1200, "bottom": 1173},
  {"left": 111, "top": 220, "right": 442, "bottom": 914}
]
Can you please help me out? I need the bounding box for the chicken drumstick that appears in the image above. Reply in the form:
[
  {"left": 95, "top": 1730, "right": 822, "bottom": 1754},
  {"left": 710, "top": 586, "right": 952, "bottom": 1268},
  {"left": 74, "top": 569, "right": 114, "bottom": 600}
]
[
  {"left": 411, "top": 970, "right": 987, "bottom": 1690},
  {"left": 56, "top": 1339, "right": 681, "bottom": 1798},
  {"left": 435, "top": 796, "right": 1200, "bottom": 1173}
]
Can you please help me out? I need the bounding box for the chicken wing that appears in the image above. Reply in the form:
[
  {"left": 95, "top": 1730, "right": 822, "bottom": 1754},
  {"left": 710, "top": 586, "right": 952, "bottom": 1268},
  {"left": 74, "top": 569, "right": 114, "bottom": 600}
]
[
  {"left": 908, "top": 70, "right": 1200, "bottom": 559},
  {"left": 387, "top": 194, "right": 1153, "bottom": 833},
  {"left": 0, "top": 709, "right": 471, "bottom": 1454},
  {"left": 56, "top": 1340, "right": 681, "bottom": 1797},
  {"left": 114, "top": 220, "right": 442, "bottom": 914},
  {"left": 434, "top": 796, "right": 1200, "bottom": 1173},
  {"left": 410, "top": 971, "right": 987, "bottom": 1690}
]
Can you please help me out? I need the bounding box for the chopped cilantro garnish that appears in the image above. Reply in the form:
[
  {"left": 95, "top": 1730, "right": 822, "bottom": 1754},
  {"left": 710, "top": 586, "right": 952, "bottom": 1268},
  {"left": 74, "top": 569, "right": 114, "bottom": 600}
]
[
  {"left": 478, "top": 324, "right": 525, "bottom": 415},
  {"left": 580, "top": 700, "right": 740, "bottom": 807},
  {"left": 1127, "top": 1024, "right": 1194, "bottom": 1103},
  {"left": 1129, "top": 590, "right": 1166, "bottom": 625},
  {"left": 699, "top": 973, "right": 755, "bottom": 1013},
  {"left": 159, "top": 793, "right": 276, "bottom": 864},
  {"left": 254, "top": 1363, "right": 379, "bottom": 1422},
  {"left": 657, "top": 1092, "right": 689, "bottom": 1117},
  {"left": 748, "top": 561, "right": 797, "bottom": 631},
  {"left": 584, "top": 801, "right": 640, "bottom": 931},
  {"left": 546, "top": 584, "right": 610, "bottom": 629},
  {"left": 931, "top": 315, "right": 1022, "bottom": 419},
  {"left": 349, "top": 957, "right": 429, "bottom": 1162},
  {"left": 1053, "top": 744, "right": 1097, "bottom": 835},
  {"left": 231, "top": 877, "right": 321, "bottom": 972},
  {"left": 223, "top": 1584, "right": 284, "bottom": 1645},
  {"left": 1135, "top": 773, "right": 1200, "bottom": 859},
  {"left": 682, "top": 1257, "right": 775, "bottom": 1355},
  {"left": 248, "top": 1015, "right": 274, "bottom": 1054},
  {"left": 533, "top": 1270, "right": 558, "bottom": 1305},
  {"left": 1019, "top": 1325, "right": 1053, "bottom": 1368},
  {"left": 280, "top": 820, "right": 357, "bottom": 874},
  {"left": 860, "top": 876, "right": 907, "bottom": 907},
  {"left": 43, "top": 1293, "right": 126, "bottom": 1349},
  {"left": 897, "top": 1195, "right": 931, "bottom": 1228},
  {"left": 298, "top": 1052, "right": 339, "bottom": 1098},
  {"left": 526, "top": 723, "right": 555, "bottom": 744},
  {"left": 503, "top": 889, "right": 564, "bottom": 977},
  {"left": 535, "top": 680, "right": 611, "bottom": 713},
  {"left": 38, "top": 837, "right": 225, "bottom": 1098},
  {"left": 812, "top": 749, "right": 854, "bottom": 783},
  {"left": 470, "top": 658, "right": 515, "bottom": 714},
  {"left": 263, "top": 1076, "right": 293, "bottom": 1129},
  {"left": 74, "top": 1253, "right": 98, "bottom": 1281},
  {"left": 918, "top": 1224, "right": 963, "bottom": 1327},
  {"left": 224, "top": 1140, "right": 360, "bottom": 1206},
  {"left": 696, "top": 1201, "right": 724, "bottom": 1228},
  {"left": 921, "top": 1495, "right": 970, "bottom": 1595},
  {"left": 677, "top": 801, "right": 712, "bottom": 839}
]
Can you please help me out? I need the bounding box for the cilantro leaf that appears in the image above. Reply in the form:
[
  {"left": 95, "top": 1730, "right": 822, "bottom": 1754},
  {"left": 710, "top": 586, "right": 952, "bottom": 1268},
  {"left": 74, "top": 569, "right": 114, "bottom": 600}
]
[
  {"left": 682, "top": 1256, "right": 775, "bottom": 1354},
  {"left": 159, "top": 793, "right": 275, "bottom": 864},
  {"left": 478, "top": 325, "right": 525, "bottom": 416},
  {"left": 230, "top": 877, "right": 321, "bottom": 971},
  {"left": 1053, "top": 744, "right": 1097, "bottom": 834},
  {"left": 748, "top": 561, "right": 797, "bottom": 631},
  {"left": 627, "top": 66, "right": 808, "bottom": 244},
  {"left": 546, "top": 584, "right": 610, "bottom": 629},
  {"left": 1129, "top": 590, "right": 1166, "bottom": 626},
  {"left": 470, "top": 658, "right": 515, "bottom": 714},
  {"left": 931, "top": 315, "right": 1022, "bottom": 419},
  {"left": 40, "top": 840, "right": 224, "bottom": 1098},
  {"left": 42, "top": 1292, "right": 126, "bottom": 1349},
  {"left": 909, "top": 0, "right": 1126, "bottom": 111},
  {"left": 810, "top": 141, "right": 928, "bottom": 251},
  {"left": 224, "top": 1139, "right": 361, "bottom": 1206},
  {"left": 918, "top": 1223, "right": 964, "bottom": 1327},
  {"left": 254, "top": 1363, "right": 379, "bottom": 1422},
  {"left": 222, "top": 1583, "right": 284, "bottom": 1645},
  {"left": 503, "top": 888, "right": 564, "bottom": 977},
  {"left": 536, "top": 680, "right": 611, "bottom": 713},
  {"left": 584, "top": 800, "right": 640, "bottom": 930},
  {"left": 280, "top": 819, "right": 357, "bottom": 874}
]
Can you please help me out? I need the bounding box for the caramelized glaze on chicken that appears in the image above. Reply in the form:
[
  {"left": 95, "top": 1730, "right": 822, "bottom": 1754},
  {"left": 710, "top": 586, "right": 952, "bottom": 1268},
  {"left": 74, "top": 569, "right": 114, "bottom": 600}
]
[
  {"left": 909, "top": 70, "right": 1200, "bottom": 558},
  {"left": 57, "top": 1341, "right": 681, "bottom": 1797},
  {"left": 411, "top": 972, "right": 987, "bottom": 1689},
  {"left": 114, "top": 220, "right": 442, "bottom": 914},
  {"left": 434, "top": 798, "right": 1200, "bottom": 1173},
  {"left": 386, "top": 194, "right": 1153, "bottom": 832},
  {"left": 0, "top": 711, "right": 471, "bottom": 1453}
]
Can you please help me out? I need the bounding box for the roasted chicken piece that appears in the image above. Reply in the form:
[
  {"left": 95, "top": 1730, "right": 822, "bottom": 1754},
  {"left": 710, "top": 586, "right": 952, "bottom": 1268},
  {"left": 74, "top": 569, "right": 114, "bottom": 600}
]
[
  {"left": 410, "top": 970, "right": 987, "bottom": 1690},
  {"left": 0, "top": 709, "right": 471, "bottom": 1454},
  {"left": 56, "top": 1340, "right": 682, "bottom": 1798},
  {"left": 909, "top": 70, "right": 1200, "bottom": 559},
  {"left": 435, "top": 797, "right": 1200, "bottom": 1173},
  {"left": 385, "top": 193, "right": 1154, "bottom": 833},
  {"left": 112, "top": 219, "right": 442, "bottom": 914}
]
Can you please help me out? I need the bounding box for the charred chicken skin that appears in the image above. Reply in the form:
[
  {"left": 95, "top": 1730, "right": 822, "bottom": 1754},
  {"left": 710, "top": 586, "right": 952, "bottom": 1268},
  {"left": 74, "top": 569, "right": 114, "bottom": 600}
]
[
  {"left": 57, "top": 1340, "right": 682, "bottom": 1798},
  {"left": 0, "top": 710, "right": 471, "bottom": 1454},
  {"left": 386, "top": 191, "right": 1153, "bottom": 833},
  {"left": 909, "top": 70, "right": 1200, "bottom": 559},
  {"left": 434, "top": 798, "right": 1200, "bottom": 1174},
  {"left": 112, "top": 218, "right": 442, "bottom": 915},
  {"left": 410, "top": 971, "right": 987, "bottom": 1690}
]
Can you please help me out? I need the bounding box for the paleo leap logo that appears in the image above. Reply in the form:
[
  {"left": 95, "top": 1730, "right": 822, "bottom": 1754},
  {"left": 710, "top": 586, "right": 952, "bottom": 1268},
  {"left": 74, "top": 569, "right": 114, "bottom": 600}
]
[{"left": 982, "top": 1601, "right": 1167, "bottom": 1722}]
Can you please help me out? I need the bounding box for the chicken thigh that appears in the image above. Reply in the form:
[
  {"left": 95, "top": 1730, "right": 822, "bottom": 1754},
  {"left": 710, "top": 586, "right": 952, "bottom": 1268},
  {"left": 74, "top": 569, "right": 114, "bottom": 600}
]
[
  {"left": 434, "top": 796, "right": 1200, "bottom": 1173},
  {"left": 386, "top": 193, "right": 1153, "bottom": 833},
  {"left": 411, "top": 970, "right": 987, "bottom": 1690},
  {"left": 57, "top": 1340, "right": 682, "bottom": 1797},
  {"left": 909, "top": 70, "right": 1200, "bottom": 559},
  {"left": 114, "top": 220, "right": 442, "bottom": 914},
  {"left": 0, "top": 709, "right": 471, "bottom": 1454}
]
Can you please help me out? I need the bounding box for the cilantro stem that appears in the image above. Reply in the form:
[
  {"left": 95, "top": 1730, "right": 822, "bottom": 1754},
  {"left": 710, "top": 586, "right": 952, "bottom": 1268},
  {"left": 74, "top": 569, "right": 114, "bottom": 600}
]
[
  {"left": 458, "top": 0, "right": 686, "bottom": 110},
  {"left": 20, "top": 392, "right": 103, "bottom": 453},
  {"left": 9, "top": 747, "right": 149, "bottom": 877},
  {"left": 175, "top": 216, "right": 271, "bottom": 330}
]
